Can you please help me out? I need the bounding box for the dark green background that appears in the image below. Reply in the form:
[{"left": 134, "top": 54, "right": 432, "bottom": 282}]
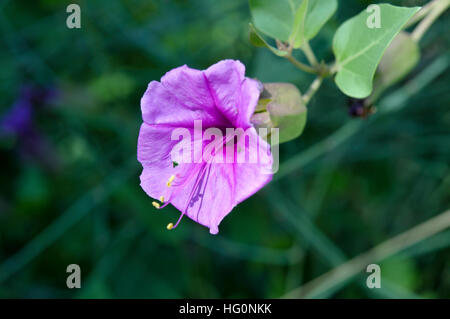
[{"left": 0, "top": 0, "right": 449, "bottom": 298}]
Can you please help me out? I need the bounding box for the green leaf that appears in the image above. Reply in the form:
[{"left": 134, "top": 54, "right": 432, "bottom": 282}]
[
  {"left": 250, "top": 0, "right": 337, "bottom": 44},
  {"left": 250, "top": 83, "right": 307, "bottom": 144},
  {"left": 249, "top": 23, "right": 288, "bottom": 57},
  {"left": 289, "top": 0, "right": 309, "bottom": 48},
  {"left": 249, "top": 0, "right": 293, "bottom": 42},
  {"left": 374, "top": 31, "right": 420, "bottom": 91},
  {"left": 332, "top": 4, "right": 420, "bottom": 98},
  {"left": 303, "top": 0, "right": 338, "bottom": 40}
]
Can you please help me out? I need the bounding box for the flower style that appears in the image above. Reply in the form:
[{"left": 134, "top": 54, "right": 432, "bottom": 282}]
[{"left": 137, "top": 60, "right": 273, "bottom": 234}]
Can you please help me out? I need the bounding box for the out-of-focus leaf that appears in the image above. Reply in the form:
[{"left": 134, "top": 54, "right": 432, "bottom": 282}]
[
  {"left": 251, "top": 83, "right": 307, "bottom": 144},
  {"left": 250, "top": 0, "right": 337, "bottom": 45},
  {"left": 374, "top": 31, "right": 420, "bottom": 91},
  {"left": 333, "top": 4, "right": 420, "bottom": 98},
  {"left": 249, "top": 23, "right": 288, "bottom": 57},
  {"left": 249, "top": 0, "right": 293, "bottom": 42},
  {"left": 289, "top": 0, "right": 308, "bottom": 48},
  {"left": 304, "top": 0, "right": 337, "bottom": 40}
]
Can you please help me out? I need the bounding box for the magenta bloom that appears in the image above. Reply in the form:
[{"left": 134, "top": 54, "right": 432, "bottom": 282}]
[{"left": 137, "top": 60, "right": 272, "bottom": 234}]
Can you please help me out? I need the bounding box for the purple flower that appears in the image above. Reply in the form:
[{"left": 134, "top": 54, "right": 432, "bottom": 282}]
[
  {"left": 1, "top": 85, "right": 57, "bottom": 136},
  {"left": 0, "top": 99, "right": 33, "bottom": 136},
  {"left": 137, "top": 60, "right": 273, "bottom": 234},
  {"left": 1, "top": 85, "right": 60, "bottom": 171}
]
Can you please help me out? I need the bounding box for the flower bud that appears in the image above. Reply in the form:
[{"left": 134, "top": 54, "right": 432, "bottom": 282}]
[{"left": 251, "top": 83, "right": 307, "bottom": 144}]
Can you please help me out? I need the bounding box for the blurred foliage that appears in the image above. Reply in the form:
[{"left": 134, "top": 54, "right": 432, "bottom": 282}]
[{"left": 0, "top": 0, "right": 449, "bottom": 298}]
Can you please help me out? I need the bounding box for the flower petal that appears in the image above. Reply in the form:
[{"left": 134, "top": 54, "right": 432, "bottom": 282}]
[
  {"left": 170, "top": 162, "right": 235, "bottom": 235},
  {"left": 233, "top": 128, "right": 273, "bottom": 204},
  {"left": 237, "top": 77, "right": 261, "bottom": 128},
  {"left": 169, "top": 128, "right": 272, "bottom": 234},
  {"left": 138, "top": 123, "right": 179, "bottom": 201},
  {"left": 138, "top": 122, "right": 232, "bottom": 234},
  {"left": 141, "top": 65, "right": 230, "bottom": 128},
  {"left": 138, "top": 123, "right": 202, "bottom": 202},
  {"left": 204, "top": 60, "right": 260, "bottom": 128}
]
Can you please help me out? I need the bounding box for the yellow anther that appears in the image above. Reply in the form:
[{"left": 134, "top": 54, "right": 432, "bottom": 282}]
[
  {"left": 152, "top": 201, "right": 160, "bottom": 209},
  {"left": 166, "top": 222, "right": 174, "bottom": 230},
  {"left": 159, "top": 196, "right": 165, "bottom": 203},
  {"left": 167, "top": 175, "right": 175, "bottom": 187}
]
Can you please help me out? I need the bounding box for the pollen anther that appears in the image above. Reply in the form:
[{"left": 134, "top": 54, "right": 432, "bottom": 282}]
[
  {"left": 152, "top": 201, "right": 160, "bottom": 209},
  {"left": 160, "top": 196, "right": 165, "bottom": 203},
  {"left": 166, "top": 222, "right": 174, "bottom": 230},
  {"left": 167, "top": 175, "right": 175, "bottom": 187}
]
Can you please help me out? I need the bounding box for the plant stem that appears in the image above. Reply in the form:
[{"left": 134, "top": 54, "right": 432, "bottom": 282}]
[
  {"left": 329, "top": 62, "right": 339, "bottom": 75},
  {"left": 412, "top": 0, "right": 450, "bottom": 42},
  {"left": 302, "top": 41, "right": 319, "bottom": 66},
  {"left": 286, "top": 54, "right": 317, "bottom": 74},
  {"left": 303, "top": 76, "right": 323, "bottom": 105},
  {"left": 403, "top": 0, "right": 437, "bottom": 29},
  {"left": 282, "top": 208, "right": 450, "bottom": 298}
]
